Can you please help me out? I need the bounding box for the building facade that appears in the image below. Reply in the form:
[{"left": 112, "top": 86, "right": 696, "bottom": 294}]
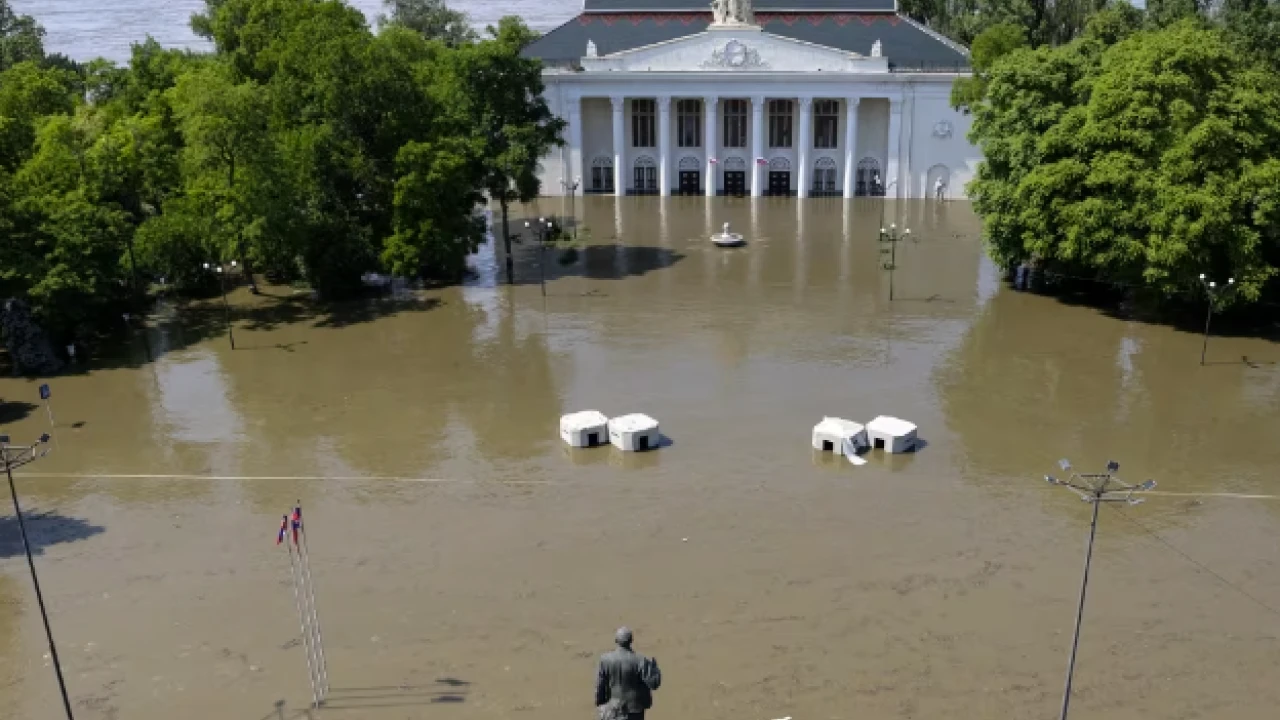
[{"left": 523, "top": 0, "right": 979, "bottom": 200}]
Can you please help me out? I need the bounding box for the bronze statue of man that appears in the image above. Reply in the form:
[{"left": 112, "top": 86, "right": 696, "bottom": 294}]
[{"left": 595, "top": 627, "right": 661, "bottom": 720}]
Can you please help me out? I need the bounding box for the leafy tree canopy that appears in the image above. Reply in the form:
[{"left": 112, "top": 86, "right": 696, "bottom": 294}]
[{"left": 968, "top": 19, "right": 1280, "bottom": 306}]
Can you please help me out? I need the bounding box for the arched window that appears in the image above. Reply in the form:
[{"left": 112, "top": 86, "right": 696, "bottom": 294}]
[
  {"left": 678, "top": 156, "right": 701, "bottom": 170},
  {"left": 591, "top": 156, "right": 615, "bottom": 193},
  {"left": 856, "top": 157, "right": 882, "bottom": 197},
  {"left": 722, "top": 156, "right": 746, "bottom": 170},
  {"left": 633, "top": 155, "right": 657, "bottom": 194},
  {"left": 813, "top": 157, "right": 838, "bottom": 195},
  {"left": 768, "top": 157, "right": 791, "bottom": 171}
]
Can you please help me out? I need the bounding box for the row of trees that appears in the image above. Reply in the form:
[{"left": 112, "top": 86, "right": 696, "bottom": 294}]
[
  {"left": 0, "top": 0, "right": 562, "bottom": 349},
  {"left": 925, "top": 1, "right": 1280, "bottom": 308}
]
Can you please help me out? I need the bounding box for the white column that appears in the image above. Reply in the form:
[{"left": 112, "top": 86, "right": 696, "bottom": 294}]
[
  {"left": 657, "top": 96, "right": 672, "bottom": 197},
  {"left": 750, "top": 95, "right": 765, "bottom": 198},
  {"left": 704, "top": 96, "right": 718, "bottom": 197},
  {"left": 797, "top": 97, "right": 813, "bottom": 199},
  {"left": 843, "top": 97, "right": 860, "bottom": 199},
  {"left": 886, "top": 97, "right": 903, "bottom": 200},
  {"left": 567, "top": 96, "right": 583, "bottom": 197},
  {"left": 611, "top": 95, "right": 625, "bottom": 197}
]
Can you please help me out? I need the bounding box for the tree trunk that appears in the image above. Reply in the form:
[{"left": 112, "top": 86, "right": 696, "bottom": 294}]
[{"left": 500, "top": 196, "right": 514, "bottom": 285}]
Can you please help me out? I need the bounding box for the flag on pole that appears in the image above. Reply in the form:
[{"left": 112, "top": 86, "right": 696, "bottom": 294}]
[
  {"left": 276, "top": 515, "right": 288, "bottom": 545},
  {"left": 291, "top": 507, "right": 302, "bottom": 546}
]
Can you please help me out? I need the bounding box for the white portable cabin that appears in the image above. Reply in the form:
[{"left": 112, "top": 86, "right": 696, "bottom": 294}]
[
  {"left": 866, "top": 415, "right": 918, "bottom": 453},
  {"left": 812, "top": 417, "right": 868, "bottom": 456},
  {"left": 560, "top": 410, "right": 609, "bottom": 448},
  {"left": 608, "top": 413, "right": 661, "bottom": 452}
]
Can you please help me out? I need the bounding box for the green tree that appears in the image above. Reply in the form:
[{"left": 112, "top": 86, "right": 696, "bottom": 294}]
[
  {"left": 382, "top": 136, "right": 485, "bottom": 280},
  {"left": 169, "top": 64, "right": 274, "bottom": 291},
  {"left": 0, "top": 0, "right": 44, "bottom": 71},
  {"left": 968, "top": 20, "right": 1280, "bottom": 306},
  {"left": 378, "top": 0, "right": 475, "bottom": 46},
  {"left": 951, "top": 22, "right": 1028, "bottom": 111},
  {"left": 437, "top": 17, "right": 563, "bottom": 285}
]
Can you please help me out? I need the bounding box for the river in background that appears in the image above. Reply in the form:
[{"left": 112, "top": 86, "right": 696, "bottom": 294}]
[
  {"left": 10, "top": 0, "right": 580, "bottom": 63},
  {"left": 1, "top": 196, "right": 1279, "bottom": 719}
]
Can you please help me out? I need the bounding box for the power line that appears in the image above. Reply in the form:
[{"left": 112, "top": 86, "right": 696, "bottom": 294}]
[{"left": 1107, "top": 504, "right": 1280, "bottom": 620}]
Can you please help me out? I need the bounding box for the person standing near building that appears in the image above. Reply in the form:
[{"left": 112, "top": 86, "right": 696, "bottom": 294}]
[{"left": 595, "top": 627, "right": 661, "bottom": 720}]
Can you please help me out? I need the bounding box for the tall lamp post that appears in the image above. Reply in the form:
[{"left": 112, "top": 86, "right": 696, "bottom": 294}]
[
  {"left": 560, "top": 177, "right": 580, "bottom": 239},
  {"left": 878, "top": 223, "right": 911, "bottom": 301},
  {"left": 524, "top": 217, "right": 555, "bottom": 297},
  {"left": 202, "top": 261, "right": 237, "bottom": 350},
  {"left": 1043, "top": 459, "right": 1155, "bottom": 720},
  {"left": 1198, "top": 273, "right": 1233, "bottom": 366},
  {"left": 2, "top": 432, "right": 74, "bottom": 720}
]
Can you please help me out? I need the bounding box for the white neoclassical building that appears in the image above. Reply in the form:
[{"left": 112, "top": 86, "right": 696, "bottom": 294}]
[{"left": 524, "top": 0, "right": 980, "bottom": 199}]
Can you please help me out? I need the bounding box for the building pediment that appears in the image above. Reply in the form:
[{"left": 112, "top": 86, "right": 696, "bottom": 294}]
[{"left": 580, "top": 26, "right": 888, "bottom": 74}]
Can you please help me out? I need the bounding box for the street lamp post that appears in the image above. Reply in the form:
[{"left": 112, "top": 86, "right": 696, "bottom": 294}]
[
  {"left": 202, "top": 261, "right": 237, "bottom": 350},
  {"left": 1198, "top": 273, "right": 1234, "bottom": 366},
  {"left": 1043, "top": 459, "right": 1156, "bottom": 720},
  {"left": 1, "top": 433, "right": 74, "bottom": 720},
  {"left": 878, "top": 223, "right": 911, "bottom": 301},
  {"left": 560, "top": 177, "right": 580, "bottom": 239},
  {"left": 525, "top": 217, "right": 555, "bottom": 297}
]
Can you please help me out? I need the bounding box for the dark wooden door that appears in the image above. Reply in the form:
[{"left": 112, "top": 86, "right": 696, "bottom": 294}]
[
  {"left": 768, "top": 171, "right": 791, "bottom": 196},
  {"left": 723, "top": 171, "right": 746, "bottom": 196},
  {"left": 678, "top": 171, "right": 700, "bottom": 195}
]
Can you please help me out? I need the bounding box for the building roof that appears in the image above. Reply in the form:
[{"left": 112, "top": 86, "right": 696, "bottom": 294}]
[
  {"left": 524, "top": 13, "right": 970, "bottom": 72},
  {"left": 583, "top": 0, "right": 897, "bottom": 11}
]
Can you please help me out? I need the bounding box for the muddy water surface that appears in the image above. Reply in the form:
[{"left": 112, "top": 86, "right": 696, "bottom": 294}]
[{"left": 1, "top": 197, "right": 1279, "bottom": 720}]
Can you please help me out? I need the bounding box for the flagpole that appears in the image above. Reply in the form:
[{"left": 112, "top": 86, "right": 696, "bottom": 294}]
[
  {"left": 285, "top": 525, "right": 321, "bottom": 708},
  {"left": 295, "top": 503, "right": 329, "bottom": 696}
]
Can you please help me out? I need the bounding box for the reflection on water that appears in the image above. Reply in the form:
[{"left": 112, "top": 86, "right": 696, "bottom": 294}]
[{"left": 1, "top": 197, "right": 1279, "bottom": 720}]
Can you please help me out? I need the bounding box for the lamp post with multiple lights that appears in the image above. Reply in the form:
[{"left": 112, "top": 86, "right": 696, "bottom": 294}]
[
  {"left": 560, "top": 177, "right": 580, "bottom": 239},
  {"left": 524, "top": 217, "right": 555, "bottom": 296},
  {"left": 1043, "top": 459, "right": 1156, "bottom": 720},
  {"left": 2, "top": 432, "right": 74, "bottom": 719},
  {"left": 878, "top": 223, "right": 911, "bottom": 301},
  {"left": 202, "top": 260, "right": 237, "bottom": 349},
  {"left": 1198, "top": 273, "right": 1234, "bottom": 365}
]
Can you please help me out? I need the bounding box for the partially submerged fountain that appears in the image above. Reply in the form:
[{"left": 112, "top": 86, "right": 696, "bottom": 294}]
[{"left": 711, "top": 221, "right": 745, "bottom": 248}]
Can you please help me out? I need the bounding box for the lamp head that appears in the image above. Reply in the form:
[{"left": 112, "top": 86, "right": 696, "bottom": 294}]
[
  {"left": 230, "top": 260, "right": 237, "bottom": 267},
  {"left": 1045, "top": 475, "right": 1058, "bottom": 485},
  {"left": 1139, "top": 479, "right": 1157, "bottom": 491},
  {"left": 216, "top": 266, "right": 223, "bottom": 273},
  {"left": 904, "top": 228, "right": 911, "bottom": 235},
  {"left": 38, "top": 433, "right": 50, "bottom": 444},
  {"left": 539, "top": 217, "right": 545, "bottom": 223},
  {"left": 203, "top": 262, "right": 210, "bottom": 270},
  {"left": 1209, "top": 281, "right": 1216, "bottom": 289},
  {"left": 524, "top": 221, "right": 530, "bottom": 228},
  {"left": 1058, "top": 458, "right": 1072, "bottom": 471},
  {"left": 890, "top": 223, "right": 896, "bottom": 231},
  {"left": 1106, "top": 460, "right": 1120, "bottom": 472},
  {"left": 1199, "top": 273, "right": 1206, "bottom": 280},
  {"left": 1228, "top": 277, "right": 1235, "bottom": 285},
  {"left": 880, "top": 227, "right": 886, "bottom": 234}
]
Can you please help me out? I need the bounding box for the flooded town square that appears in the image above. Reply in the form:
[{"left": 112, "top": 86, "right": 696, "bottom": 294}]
[{"left": 2, "top": 197, "right": 1279, "bottom": 720}]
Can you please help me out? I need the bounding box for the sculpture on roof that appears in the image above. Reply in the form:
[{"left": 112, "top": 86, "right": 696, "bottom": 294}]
[{"left": 711, "top": 0, "right": 755, "bottom": 26}]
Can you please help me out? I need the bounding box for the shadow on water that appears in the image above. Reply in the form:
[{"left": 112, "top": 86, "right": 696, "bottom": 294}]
[
  {"left": 498, "top": 243, "right": 685, "bottom": 288},
  {"left": 0, "top": 511, "right": 105, "bottom": 559},
  {"left": 68, "top": 289, "right": 445, "bottom": 372},
  {"left": 0, "top": 401, "right": 38, "bottom": 425},
  {"left": 315, "top": 677, "right": 472, "bottom": 711}
]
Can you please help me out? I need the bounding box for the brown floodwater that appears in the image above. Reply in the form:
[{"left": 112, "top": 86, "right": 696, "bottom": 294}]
[{"left": 1, "top": 197, "right": 1279, "bottom": 720}]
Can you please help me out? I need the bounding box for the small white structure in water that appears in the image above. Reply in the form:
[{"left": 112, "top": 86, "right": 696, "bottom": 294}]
[
  {"left": 866, "top": 415, "right": 918, "bottom": 453},
  {"left": 608, "top": 413, "right": 661, "bottom": 452},
  {"left": 812, "top": 417, "right": 868, "bottom": 456},
  {"left": 560, "top": 410, "right": 609, "bottom": 448},
  {"left": 711, "top": 221, "right": 745, "bottom": 247}
]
